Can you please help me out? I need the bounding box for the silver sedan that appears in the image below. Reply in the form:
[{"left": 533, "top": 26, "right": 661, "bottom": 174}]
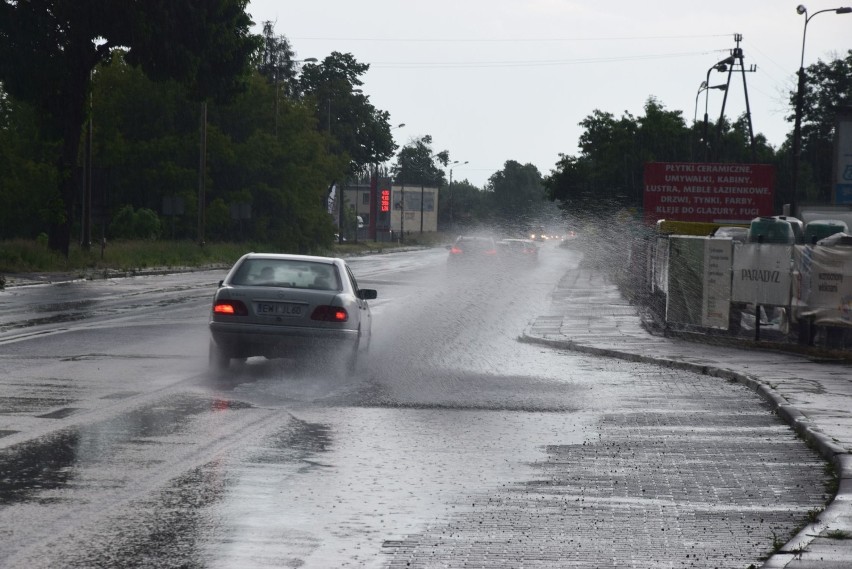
[{"left": 208, "top": 253, "right": 377, "bottom": 373}]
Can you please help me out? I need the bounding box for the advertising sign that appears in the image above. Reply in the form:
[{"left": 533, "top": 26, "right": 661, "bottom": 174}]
[
  {"left": 731, "top": 243, "right": 793, "bottom": 306},
  {"left": 644, "top": 162, "right": 775, "bottom": 224},
  {"left": 794, "top": 245, "right": 852, "bottom": 326},
  {"left": 834, "top": 116, "right": 852, "bottom": 205},
  {"left": 703, "top": 238, "right": 733, "bottom": 328},
  {"left": 665, "top": 236, "right": 731, "bottom": 329}
]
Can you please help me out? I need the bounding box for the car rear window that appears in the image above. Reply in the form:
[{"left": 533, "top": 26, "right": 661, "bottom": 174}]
[
  {"left": 230, "top": 259, "right": 341, "bottom": 290},
  {"left": 457, "top": 238, "right": 493, "bottom": 251}
]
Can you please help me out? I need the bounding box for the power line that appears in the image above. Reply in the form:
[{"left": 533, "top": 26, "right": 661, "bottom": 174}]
[
  {"left": 292, "top": 33, "right": 733, "bottom": 43},
  {"left": 370, "top": 50, "right": 730, "bottom": 69}
]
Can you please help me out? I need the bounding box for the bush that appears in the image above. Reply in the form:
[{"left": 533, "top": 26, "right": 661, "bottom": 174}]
[{"left": 109, "top": 205, "right": 162, "bottom": 240}]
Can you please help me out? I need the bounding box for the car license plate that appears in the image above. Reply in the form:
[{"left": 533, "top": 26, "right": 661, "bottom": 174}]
[{"left": 257, "top": 302, "right": 303, "bottom": 316}]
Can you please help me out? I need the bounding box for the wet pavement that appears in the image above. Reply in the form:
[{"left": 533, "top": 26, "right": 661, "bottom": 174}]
[
  {"left": 1, "top": 252, "right": 849, "bottom": 567},
  {"left": 522, "top": 265, "right": 852, "bottom": 568}
]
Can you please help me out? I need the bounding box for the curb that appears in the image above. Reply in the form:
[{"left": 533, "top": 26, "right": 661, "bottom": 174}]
[
  {"left": 519, "top": 331, "right": 851, "bottom": 568},
  {"left": 1, "top": 265, "right": 230, "bottom": 289}
]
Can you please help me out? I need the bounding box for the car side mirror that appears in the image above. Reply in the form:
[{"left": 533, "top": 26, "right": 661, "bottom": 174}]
[
  {"left": 218, "top": 280, "right": 224, "bottom": 288},
  {"left": 358, "top": 289, "right": 377, "bottom": 300}
]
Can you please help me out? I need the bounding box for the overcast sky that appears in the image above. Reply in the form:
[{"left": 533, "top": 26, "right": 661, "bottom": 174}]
[{"left": 245, "top": 1, "right": 852, "bottom": 188}]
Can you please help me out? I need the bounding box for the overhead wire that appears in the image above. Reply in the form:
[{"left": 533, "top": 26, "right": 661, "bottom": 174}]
[{"left": 291, "top": 33, "right": 733, "bottom": 43}]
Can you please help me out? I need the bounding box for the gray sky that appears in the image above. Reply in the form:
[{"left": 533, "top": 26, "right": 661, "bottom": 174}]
[{"left": 246, "top": 1, "right": 852, "bottom": 188}]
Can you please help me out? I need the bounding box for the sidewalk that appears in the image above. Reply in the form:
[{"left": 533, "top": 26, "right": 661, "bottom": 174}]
[{"left": 522, "top": 266, "right": 852, "bottom": 569}]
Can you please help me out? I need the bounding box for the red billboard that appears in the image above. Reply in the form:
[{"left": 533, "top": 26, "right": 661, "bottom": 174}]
[{"left": 643, "top": 162, "right": 775, "bottom": 224}]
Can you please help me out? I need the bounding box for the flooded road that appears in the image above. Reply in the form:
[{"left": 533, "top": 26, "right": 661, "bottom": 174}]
[{"left": 0, "top": 244, "right": 830, "bottom": 568}]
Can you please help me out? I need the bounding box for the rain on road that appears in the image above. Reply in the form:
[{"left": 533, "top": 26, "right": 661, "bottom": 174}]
[{"left": 0, "top": 243, "right": 830, "bottom": 568}]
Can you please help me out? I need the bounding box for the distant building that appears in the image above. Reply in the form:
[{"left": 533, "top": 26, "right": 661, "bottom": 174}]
[{"left": 340, "top": 182, "right": 439, "bottom": 238}]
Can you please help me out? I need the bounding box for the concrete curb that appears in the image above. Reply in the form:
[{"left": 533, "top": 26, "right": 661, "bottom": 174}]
[{"left": 519, "top": 331, "right": 851, "bottom": 568}]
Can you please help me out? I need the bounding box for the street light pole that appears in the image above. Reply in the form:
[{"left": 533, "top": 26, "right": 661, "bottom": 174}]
[
  {"left": 693, "top": 81, "right": 708, "bottom": 126},
  {"left": 701, "top": 57, "right": 734, "bottom": 161},
  {"left": 448, "top": 160, "right": 467, "bottom": 229},
  {"left": 694, "top": 81, "right": 727, "bottom": 160},
  {"left": 791, "top": 5, "right": 852, "bottom": 215}
]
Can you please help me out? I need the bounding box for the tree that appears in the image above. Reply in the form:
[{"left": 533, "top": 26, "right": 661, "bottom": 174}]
[
  {"left": 544, "top": 97, "right": 774, "bottom": 214},
  {"left": 440, "top": 179, "right": 491, "bottom": 229},
  {"left": 0, "top": 87, "right": 58, "bottom": 239},
  {"left": 0, "top": 0, "right": 259, "bottom": 256},
  {"left": 300, "top": 52, "right": 396, "bottom": 174},
  {"left": 487, "top": 160, "right": 544, "bottom": 232},
  {"left": 257, "top": 22, "right": 299, "bottom": 100},
  {"left": 788, "top": 50, "right": 852, "bottom": 203},
  {"left": 392, "top": 135, "right": 449, "bottom": 186}
]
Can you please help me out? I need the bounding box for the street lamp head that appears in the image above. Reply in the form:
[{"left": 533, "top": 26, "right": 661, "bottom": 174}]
[
  {"left": 836, "top": 7, "right": 852, "bottom": 14},
  {"left": 716, "top": 56, "right": 735, "bottom": 70},
  {"left": 797, "top": 4, "right": 807, "bottom": 15}
]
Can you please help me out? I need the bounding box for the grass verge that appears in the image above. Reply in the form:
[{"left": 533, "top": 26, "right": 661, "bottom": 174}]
[{"left": 0, "top": 233, "right": 453, "bottom": 277}]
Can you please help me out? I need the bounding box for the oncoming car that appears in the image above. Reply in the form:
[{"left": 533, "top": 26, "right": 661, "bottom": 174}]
[{"left": 208, "top": 253, "right": 377, "bottom": 373}]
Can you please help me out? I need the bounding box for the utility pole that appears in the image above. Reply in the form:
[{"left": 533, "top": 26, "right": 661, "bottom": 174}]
[
  {"left": 82, "top": 81, "right": 93, "bottom": 250},
  {"left": 197, "top": 101, "right": 207, "bottom": 247},
  {"left": 714, "top": 34, "right": 757, "bottom": 162},
  {"left": 399, "top": 181, "right": 405, "bottom": 243}
]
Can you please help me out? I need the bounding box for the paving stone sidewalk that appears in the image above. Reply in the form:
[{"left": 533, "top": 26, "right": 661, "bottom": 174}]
[{"left": 522, "top": 267, "right": 852, "bottom": 569}]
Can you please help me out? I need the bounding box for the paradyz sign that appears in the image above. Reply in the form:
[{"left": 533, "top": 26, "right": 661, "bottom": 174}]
[{"left": 644, "top": 162, "right": 775, "bottom": 224}]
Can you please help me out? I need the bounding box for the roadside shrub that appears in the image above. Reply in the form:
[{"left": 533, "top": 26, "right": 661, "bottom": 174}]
[{"left": 109, "top": 205, "right": 162, "bottom": 240}]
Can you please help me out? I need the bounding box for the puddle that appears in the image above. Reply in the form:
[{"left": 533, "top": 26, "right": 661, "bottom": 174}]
[{"left": 0, "top": 394, "right": 253, "bottom": 507}]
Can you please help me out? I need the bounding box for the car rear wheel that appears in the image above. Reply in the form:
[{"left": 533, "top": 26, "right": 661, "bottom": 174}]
[{"left": 208, "top": 339, "right": 231, "bottom": 371}]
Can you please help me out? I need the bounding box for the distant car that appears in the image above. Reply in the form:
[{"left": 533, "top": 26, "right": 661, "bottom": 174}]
[
  {"left": 497, "top": 238, "right": 539, "bottom": 263},
  {"left": 208, "top": 253, "right": 376, "bottom": 373},
  {"left": 447, "top": 236, "right": 500, "bottom": 267}
]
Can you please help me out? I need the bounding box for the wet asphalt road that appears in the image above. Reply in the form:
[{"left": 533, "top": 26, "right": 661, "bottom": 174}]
[{"left": 0, "top": 243, "right": 830, "bottom": 568}]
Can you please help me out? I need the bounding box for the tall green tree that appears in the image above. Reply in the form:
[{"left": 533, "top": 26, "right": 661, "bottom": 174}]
[
  {"left": 257, "top": 22, "right": 299, "bottom": 100},
  {"left": 440, "top": 179, "right": 491, "bottom": 229},
  {"left": 92, "top": 51, "right": 198, "bottom": 235},
  {"left": 487, "top": 160, "right": 544, "bottom": 232},
  {"left": 0, "top": 0, "right": 259, "bottom": 256},
  {"left": 300, "top": 52, "right": 396, "bottom": 175},
  {"left": 789, "top": 50, "right": 852, "bottom": 203},
  {"left": 89, "top": 51, "right": 340, "bottom": 249},
  {"left": 545, "top": 97, "right": 773, "bottom": 214},
  {"left": 0, "top": 87, "right": 58, "bottom": 239},
  {"left": 392, "top": 135, "right": 449, "bottom": 186}
]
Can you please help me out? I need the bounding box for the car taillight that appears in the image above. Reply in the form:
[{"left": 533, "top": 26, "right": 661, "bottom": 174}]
[
  {"left": 213, "top": 300, "right": 248, "bottom": 316},
  {"left": 311, "top": 305, "right": 348, "bottom": 322},
  {"left": 485, "top": 249, "right": 497, "bottom": 255},
  {"left": 449, "top": 246, "right": 463, "bottom": 254}
]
